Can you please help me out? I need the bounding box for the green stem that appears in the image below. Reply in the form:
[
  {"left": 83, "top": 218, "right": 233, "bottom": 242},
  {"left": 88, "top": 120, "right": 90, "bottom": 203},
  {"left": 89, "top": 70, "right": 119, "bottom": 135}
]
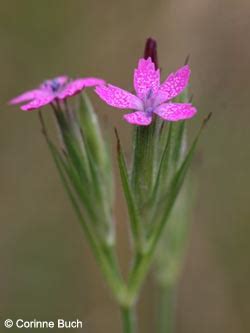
[
  {"left": 127, "top": 251, "right": 152, "bottom": 303},
  {"left": 131, "top": 121, "right": 157, "bottom": 207},
  {"left": 120, "top": 305, "right": 137, "bottom": 333},
  {"left": 158, "top": 283, "right": 177, "bottom": 333}
]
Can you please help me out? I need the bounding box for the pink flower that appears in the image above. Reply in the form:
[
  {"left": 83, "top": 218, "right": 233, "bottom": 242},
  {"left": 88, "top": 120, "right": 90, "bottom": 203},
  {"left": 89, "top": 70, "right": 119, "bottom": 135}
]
[
  {"left": 10, "top": 76, "right": 105, "bottom": 111},
  {"left": 95, "top": 58, "right": 197, "bottom": 126}
]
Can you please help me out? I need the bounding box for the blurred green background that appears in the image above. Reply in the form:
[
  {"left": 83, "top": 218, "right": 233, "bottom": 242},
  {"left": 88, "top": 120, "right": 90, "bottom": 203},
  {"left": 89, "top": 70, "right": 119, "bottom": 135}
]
[{"left": 1, "top": 0, "right": 250, "bottom": 332}]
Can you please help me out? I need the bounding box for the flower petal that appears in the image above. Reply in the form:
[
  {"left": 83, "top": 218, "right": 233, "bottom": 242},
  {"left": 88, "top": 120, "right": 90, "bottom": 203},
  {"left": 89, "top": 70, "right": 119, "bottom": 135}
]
[
  {"left": 53, "top": 76, "right": 68, "bottom": 85},
  {"left": 21, "top": 94, "right": 54, "bottom": 111},
  {"left": 123, "top": 111, "right": 152, "bottom": 126},
  {"left": 154, "top": 103, "right": 197, "bottom": 121},
  {"left": 9, "top": 89, "right": 42, "bottom": 105},
  {"left": 57, "top": 77, "right": 105, "bottom": 100},
  {"left": 79, "top": 77, "right": 105, "bottom": 87},
  {"left": 95, "top": 84, "right": 143, "bottom": 110},
  {"left": 157, "top": 65, "right": 191, "bottom": 103},
  {"left": 134, "top": 57, "right": 160, "bottom": 100}
]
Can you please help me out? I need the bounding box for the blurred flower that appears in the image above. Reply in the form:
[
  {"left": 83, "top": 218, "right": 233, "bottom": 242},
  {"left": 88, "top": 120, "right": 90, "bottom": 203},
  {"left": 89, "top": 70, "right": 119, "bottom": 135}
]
[
  {"left": 95, "top": 58, "right": 197, "bottom": 126},
  {"left": 10, "top": 76, "right": 105, "bottom": 111}
]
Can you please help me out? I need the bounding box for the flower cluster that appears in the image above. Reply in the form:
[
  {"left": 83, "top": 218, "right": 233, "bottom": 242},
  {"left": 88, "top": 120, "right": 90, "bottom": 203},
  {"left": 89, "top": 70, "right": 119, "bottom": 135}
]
[
  {"left": 9, "top": 39, "right": 207, "bottom": 333},
  {"left": 10, "top": 58, "right": 197, "bottom": 125}
]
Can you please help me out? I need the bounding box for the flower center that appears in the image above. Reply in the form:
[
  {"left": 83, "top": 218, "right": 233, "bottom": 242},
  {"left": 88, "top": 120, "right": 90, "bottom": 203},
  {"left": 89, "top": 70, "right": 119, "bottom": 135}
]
[
  {"left": 144, "top": 89, "right": 156, "bottom": 114},
  {"left": 41, "top": 78, "right": 64, "bottom": 93},
  {"left": 145, "top": 106, "right": 154, "bottom": 114},
  {"left": 50, "top": 79, "right": 61, "bottom": 92}
]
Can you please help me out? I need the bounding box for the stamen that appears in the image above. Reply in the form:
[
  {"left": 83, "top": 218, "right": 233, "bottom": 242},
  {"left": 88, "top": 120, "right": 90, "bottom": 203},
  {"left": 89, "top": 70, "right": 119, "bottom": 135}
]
[
  {"left": 41, "top": 79, "right": 61, "bottom": 93},
  {"left": 50, "top": 79, "right": 61, "bottom": 92},
  {"left": 147, "top": 88, "right": 153, "bottom": 99}
]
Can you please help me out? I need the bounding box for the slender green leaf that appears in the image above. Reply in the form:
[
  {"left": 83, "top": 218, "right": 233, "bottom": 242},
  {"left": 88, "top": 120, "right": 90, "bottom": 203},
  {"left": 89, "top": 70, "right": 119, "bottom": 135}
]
[
  {"left": 148, "top": 113, "right": 212, "bottom": 250},
  {"left": 78, "top": 93, "right": 107, "bottom": 166},
  {"left": 84, "top": 138, "right": 115, "bottom": 243},
  {"left": 38, "top": 112, "right": 125, "bottom": 303},
  {"left": 126, "top": 114, "right": 211, "bottom": 301},
  {"left": 54, "top": 107, "right": 91, "bottom": 181},
  {"left": 115, "top": 129, "right": 144, "bottom": 252},
  {"left": 78, "top": 93, "right": 114, "bottom": 214}
]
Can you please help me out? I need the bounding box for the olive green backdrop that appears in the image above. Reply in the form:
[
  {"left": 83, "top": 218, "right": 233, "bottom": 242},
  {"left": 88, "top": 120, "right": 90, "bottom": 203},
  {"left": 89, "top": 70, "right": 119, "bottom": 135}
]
[{"left": 0, "top": 0, "right": 249, "bottom": 332}]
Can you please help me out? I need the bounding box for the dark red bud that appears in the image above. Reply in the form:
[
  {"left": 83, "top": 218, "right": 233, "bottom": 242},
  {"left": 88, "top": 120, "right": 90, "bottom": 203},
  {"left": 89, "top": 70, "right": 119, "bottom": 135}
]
[{"left": 144, "top": 37, "right": 158, "bottom": 69}]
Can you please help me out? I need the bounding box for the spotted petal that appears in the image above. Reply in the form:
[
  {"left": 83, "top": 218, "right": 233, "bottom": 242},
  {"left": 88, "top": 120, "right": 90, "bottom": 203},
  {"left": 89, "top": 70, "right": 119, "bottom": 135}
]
[
  {"left": 134, "top": 57, "right": 160, "bottom": 100},
  {"left": 79, "top": 77, "right": 105, "bottom": 87},
  {"left": 57, "top": 77, "right": 105, "bottom": 100},
  {"left": 123, "top": 111, "right": 152, "bottom": 126},
  {"left": 9, "top": 89, "right": 43, "bottom": 105},
  {"left": 154, "top": 103, "right": 197, "bottom": 121},
  {"left": 95, "top": 84, "right": 143, "bottom": 110},
  {"left": 157, "top": 65, "right": 191, "bottom": 104},
  {"left": 21, "top": 94, "right": 54, "bottom": 111}
]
